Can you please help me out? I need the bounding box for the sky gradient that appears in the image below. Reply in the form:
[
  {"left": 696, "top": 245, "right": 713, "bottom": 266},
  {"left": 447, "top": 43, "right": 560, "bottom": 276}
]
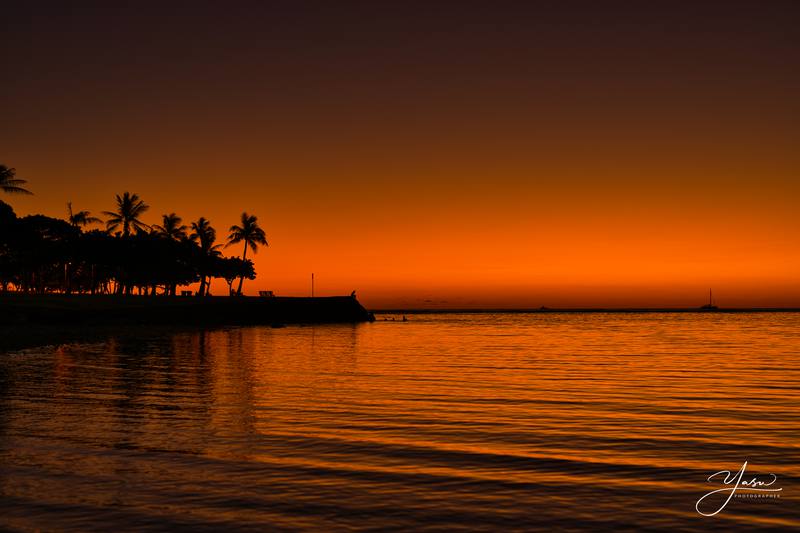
[{"left": 2, "top": 1, "right": 798, "bottom": 308}]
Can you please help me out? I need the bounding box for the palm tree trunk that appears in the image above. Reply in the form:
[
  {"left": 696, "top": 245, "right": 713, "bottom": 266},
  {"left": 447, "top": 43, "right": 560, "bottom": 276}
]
[{"left": 236, "top": 240, "right": 248, "bottom": 296}]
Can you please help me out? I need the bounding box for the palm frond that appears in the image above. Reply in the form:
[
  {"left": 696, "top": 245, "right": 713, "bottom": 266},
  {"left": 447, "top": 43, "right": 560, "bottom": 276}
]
[{"left": 0, "top": 165, "right": 33, "bottom": 195}]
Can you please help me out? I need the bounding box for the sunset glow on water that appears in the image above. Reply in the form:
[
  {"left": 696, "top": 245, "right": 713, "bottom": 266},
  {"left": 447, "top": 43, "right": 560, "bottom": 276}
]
[
  {"left": 1, "top": 313, "right": 798, "bottom": 530},
  {"left": 2, "top": 2, "right": 799, "bottom": 530}
]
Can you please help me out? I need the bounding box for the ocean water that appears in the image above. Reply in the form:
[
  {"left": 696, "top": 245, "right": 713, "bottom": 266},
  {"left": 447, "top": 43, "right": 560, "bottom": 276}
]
[{"left": 0, "top": 312, "right": 798, "bottom": 531}]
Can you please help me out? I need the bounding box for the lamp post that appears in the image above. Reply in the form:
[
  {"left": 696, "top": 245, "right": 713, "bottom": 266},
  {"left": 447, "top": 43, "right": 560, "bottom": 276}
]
[{"left": 64, "top": 262, "right": 71, "bottom": 294}]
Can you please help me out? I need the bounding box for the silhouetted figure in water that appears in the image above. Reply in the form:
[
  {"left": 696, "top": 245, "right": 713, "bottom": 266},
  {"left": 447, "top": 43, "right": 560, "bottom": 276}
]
[
  {"left": 402, "top": 315, "right": 407, "bottom": 322},
  {"left": 351, "top": 290, "right": 356, "bottom": 298}
]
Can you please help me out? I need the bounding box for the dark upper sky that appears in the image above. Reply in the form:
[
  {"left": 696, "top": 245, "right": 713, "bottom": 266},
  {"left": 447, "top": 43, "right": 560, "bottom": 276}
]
[{"left": 2, "top": 1, "right": 799, "bottom": 306}]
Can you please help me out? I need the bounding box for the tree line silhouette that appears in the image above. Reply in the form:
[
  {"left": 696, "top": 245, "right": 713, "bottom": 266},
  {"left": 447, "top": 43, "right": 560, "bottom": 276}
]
[{"left": 0, "top": 164, "right": 268, "bottom": 296}]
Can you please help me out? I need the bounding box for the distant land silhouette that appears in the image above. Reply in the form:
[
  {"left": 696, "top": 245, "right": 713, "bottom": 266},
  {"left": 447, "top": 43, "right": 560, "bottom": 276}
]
[
  {"left": 0, "top": 163, "right": 374, "bottom": 351},
  {"left": 0, "top": 165, "right": 268, "bottom": 297}
]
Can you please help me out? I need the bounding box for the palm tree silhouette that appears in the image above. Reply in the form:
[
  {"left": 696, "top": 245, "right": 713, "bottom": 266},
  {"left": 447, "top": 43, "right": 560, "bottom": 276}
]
[
  {"left": 190, "top": 217, "right": 221, "bottom": 296},
  {"left": 102, "top": 192, "right": 150, "bottom": 236},
  {"left": 153, "top": 213, "right": 188, "bottom": 241},
  {"left": 154, "top": 213, "right": 189, "bottom": 296},
  {"left": 226, "top": 212, "right": 268, "bottom": 296},
  {"left": 67, "top": 202, "right": 101, "bottom": 228},
  {"left": 0, "top": 165, "right": 32, "bottom": 195}
]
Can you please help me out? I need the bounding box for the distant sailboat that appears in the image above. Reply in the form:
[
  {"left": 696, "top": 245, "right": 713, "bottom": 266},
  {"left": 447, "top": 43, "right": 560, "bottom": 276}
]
[{"left": 700, "top": 289, "right": 718, "bottom": 310}]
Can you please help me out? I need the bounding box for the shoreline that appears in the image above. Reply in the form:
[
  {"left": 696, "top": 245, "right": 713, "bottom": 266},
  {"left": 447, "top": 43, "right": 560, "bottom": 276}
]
[
  {"left": 0, "top": 293, "right": 374, "bottom": 352},
  {"left": 0, "top": 293, "right": 373, "bottom": 325}
]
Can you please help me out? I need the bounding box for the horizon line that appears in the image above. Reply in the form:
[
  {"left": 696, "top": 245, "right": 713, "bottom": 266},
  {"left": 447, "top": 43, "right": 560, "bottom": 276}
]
[{"left": 371, "top": 307, "right": 800, "bottom": 314}]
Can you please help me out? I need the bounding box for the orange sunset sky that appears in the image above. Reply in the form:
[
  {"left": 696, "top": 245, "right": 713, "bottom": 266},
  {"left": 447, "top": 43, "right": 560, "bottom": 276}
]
[{"left": 2, "top": 1, "right": 798, "bottom": 308}]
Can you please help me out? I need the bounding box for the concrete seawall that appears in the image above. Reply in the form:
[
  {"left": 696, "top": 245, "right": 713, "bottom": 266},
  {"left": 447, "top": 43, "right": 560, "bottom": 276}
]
[
  {"left": 0, "top": 294, "right": 374, "bottom": 327},
  {"left": 0, "top": 294, "right": 375, "bottom": 352}
]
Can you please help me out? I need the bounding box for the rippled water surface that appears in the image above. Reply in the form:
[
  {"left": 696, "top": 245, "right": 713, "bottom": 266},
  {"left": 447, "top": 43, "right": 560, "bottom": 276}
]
[{"left": 1, "top": 313, "right": 798, "bottom": 531}]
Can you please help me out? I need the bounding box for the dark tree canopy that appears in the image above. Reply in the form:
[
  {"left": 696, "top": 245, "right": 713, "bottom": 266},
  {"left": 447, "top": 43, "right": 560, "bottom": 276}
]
[{"left": 0, "top": 193, "right": 265, "bottom": 296}]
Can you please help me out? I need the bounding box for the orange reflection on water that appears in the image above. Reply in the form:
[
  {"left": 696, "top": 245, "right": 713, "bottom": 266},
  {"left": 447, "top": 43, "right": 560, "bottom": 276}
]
[{"left": 1, "top": 313, "right": 798, "bottom": 530}]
